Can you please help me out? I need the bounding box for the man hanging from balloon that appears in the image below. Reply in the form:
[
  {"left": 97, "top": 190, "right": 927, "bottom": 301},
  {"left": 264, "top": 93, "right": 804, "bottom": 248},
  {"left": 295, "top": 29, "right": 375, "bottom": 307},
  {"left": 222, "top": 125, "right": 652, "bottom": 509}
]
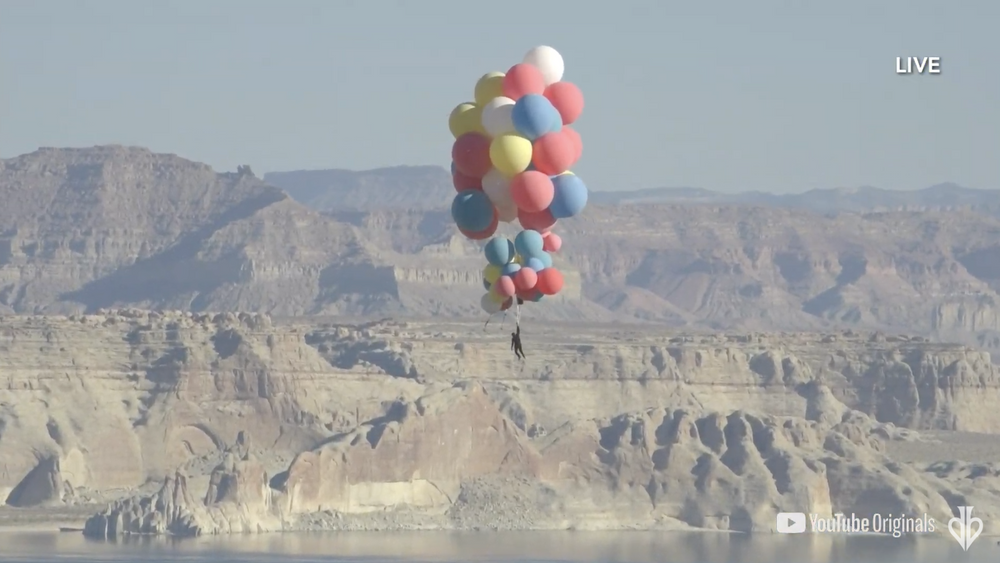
[{"left": 447, "top": 45, "right": 587, "bottom": 360}]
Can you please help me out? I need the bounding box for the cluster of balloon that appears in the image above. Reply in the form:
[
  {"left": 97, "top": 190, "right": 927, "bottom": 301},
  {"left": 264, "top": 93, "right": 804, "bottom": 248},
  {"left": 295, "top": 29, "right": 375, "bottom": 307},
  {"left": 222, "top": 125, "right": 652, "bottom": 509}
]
[
  {"left": 447, "top": 45, "right": 587, "bottom": 315},
  {"left": 480, "top": 230, "right": 565, "bottom": 313}
]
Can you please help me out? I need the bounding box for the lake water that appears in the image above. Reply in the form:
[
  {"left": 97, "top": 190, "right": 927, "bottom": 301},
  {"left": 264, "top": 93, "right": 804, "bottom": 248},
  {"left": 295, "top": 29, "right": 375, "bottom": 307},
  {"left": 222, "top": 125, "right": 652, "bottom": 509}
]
[{"left": 0, "top": 531, "right": 993, "bottom": 562}]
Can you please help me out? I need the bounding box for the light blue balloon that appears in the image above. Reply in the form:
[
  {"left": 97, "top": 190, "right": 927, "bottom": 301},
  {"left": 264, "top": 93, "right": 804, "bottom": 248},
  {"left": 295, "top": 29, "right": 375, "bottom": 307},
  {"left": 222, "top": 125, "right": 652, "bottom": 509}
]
[
  {"left": 451, "top": 190, "right": 494, "bottom": 232},
  {"left": 549, "top": 174, "right": 588, "bottom": 219},
  {"left": 511, "top": 94, "right": 562, "bottom": 140},
  {"left": 501, "top": 262, "right": 521, "bottom": 277},
  {"left": 537, "top": 251, "right": 553, "bottom": 269},
  {"left": 526, "top": 257, "right": 545, "bottom": 272},
  {"left": 514, "top": 230, "right": 544, "bottom": 258},
  {"left": 484, "top": 237, "right": 515, "bottom": 266}
]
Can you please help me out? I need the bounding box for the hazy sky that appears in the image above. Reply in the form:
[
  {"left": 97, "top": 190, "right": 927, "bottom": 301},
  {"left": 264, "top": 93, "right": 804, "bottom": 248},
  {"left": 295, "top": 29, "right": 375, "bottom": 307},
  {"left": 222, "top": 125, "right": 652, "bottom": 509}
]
[{"left": 1, "top": 1, "right": 997, "bottom": 193}]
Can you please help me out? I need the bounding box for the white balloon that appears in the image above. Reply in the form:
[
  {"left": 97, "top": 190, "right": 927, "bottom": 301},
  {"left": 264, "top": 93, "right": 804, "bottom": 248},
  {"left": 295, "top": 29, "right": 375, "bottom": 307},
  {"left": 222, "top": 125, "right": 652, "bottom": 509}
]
[
  {"left": 496, "top": 203, "right": 518, "bottom": 223},
  {"left": 481, "top": 96, "right": 516, "bottom": 137},
  {"left": 523, "top": 45, "right": 564, "bottom": 86},
  {"left": 482, "top": 168, "right": 514, "bottom": 206},
  {"left": 481, "top": 293, "right": 502, "bottom": 314}
]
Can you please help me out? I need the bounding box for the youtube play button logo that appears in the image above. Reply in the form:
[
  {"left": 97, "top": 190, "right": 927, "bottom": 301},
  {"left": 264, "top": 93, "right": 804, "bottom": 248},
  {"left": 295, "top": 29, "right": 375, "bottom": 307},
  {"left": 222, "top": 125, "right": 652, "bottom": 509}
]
[{"left": 777, "top": 512, "right": 806, "bottom": 533}]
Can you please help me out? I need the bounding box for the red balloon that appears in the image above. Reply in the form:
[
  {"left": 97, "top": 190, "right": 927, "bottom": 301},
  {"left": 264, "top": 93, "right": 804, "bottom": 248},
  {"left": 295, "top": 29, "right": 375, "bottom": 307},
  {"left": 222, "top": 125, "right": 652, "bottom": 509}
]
[
  {"left": 495, "top": 275, "right": 516, "bottom": 297},
  {"left": 543, "top": 81, "right": 584, "bottom": 125},
  {"left": 561, "top": 127, "right": 583, "bottom": 164},
  {"left": 518, "top": 207, "right": 556, "bottom": 233},
  {"left": 453, "top": 170, "right": 482, "bottom": 192},
  {"left": 531, "top": 132, "right": 576, "bottom": 176},
  {"left": 513, "top": 267, "right": 538, "bottom": 292},
  {"left": 510, "top": 171, "right": 555, "bottom": 213},
  {"left": 502, "top": 64, "right": 546, "bottom": 101},
  {"left": 536, "top": 268, "right": 564, "bottom": 295},
  {"left": 542, "top": 232, "right": 562, "bottom": 252},
  {"left": 459, "top": 208, "right": 498, "bottom": 239},
  {"left": 500, "top": 297, "right": 513, "bottom": 311},
  {"left": 451, "top": 133, "right": 492, "bottom": 178}
]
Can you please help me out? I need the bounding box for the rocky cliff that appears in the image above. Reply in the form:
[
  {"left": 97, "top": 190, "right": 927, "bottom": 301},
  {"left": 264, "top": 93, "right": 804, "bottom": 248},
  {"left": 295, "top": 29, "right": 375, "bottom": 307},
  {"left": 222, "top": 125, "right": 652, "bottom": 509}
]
[
  {"left": 5, "top": 147, "right": 1000, "bottom": 351},
  {"left": 1, "top": 310, "right": 999, "bottom": 535}
]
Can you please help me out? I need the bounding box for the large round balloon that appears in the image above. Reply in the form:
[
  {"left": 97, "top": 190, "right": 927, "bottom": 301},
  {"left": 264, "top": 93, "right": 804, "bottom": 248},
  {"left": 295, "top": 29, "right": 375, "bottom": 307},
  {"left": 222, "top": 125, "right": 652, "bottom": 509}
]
[
  {"left": 536, "top": 251, "right": 553, "bottom": 269},
  {"left": 449, "top": 103, "right": 483, "bottom": 138},
  {"left": 484, "top": 237, "right": 515, "bottom": 266},
  {"left": 452, "top": 189, "right": 495, "bottom": 232},
  {"left": 549, "top": 173, "right": 588, "bottom": 218},
  {"left": 531, "top": 132, "right": 575, "bottom": 175},
  {"left": 481, "top": 292, "right": 503, "bottom": 314},
  {"left": 502, "top": 63, "right": 546, "bottom": 101},
  {"left": 525, "top": 257, "right": 546, "bottom": 272},
  {"left": 494, "top": 275, "right": 516, "bottom": 298},
  {"left": 514, "top": 229, "right": 545, "bottom": 258},
  {"left": 496, "top": 202, "right": 518, "bottom": 223},
  {"left": 459, "top": 209, "right": 498, "bottom": 239},
  {"left": 481, "top": 168, "right": 513, "bottom": 207},
  {"left": 475, "top": 72, "right": 505, "bottom": 106},
  {"left": 452, "top": 133, "right": 492, "bottom": 178},
  {"left": 510, "top": 171, "right": 555, "bottom": 213},
  {"left": 543, "top": 232, "right": 562, "bottom": 252},
  {"left": 489, "top": 134, "right": 533, "bottom": 177},
  {"left": 481, "top": 96, "right": 516, "bottom": 137},
  {"left": 511, "top": 94, "right": 561, "bottom": 140},
  {"left": 536, "top": 267, "right": 564, "bottom": 295},
  {"left": 483, "top": 263, "right": 502, "bottom": 284},
  {"left": 453, "top": 169, "right": 482, "bottom": 191},
  {"left": 561, "top": 127, "right": 583, "bottom": 164},
  {"left": 518, "top": 207, "right": 557, "bottom": 232},
  {"left": 500, "top": 262, "right": 521, "bottom": 277},
  {"left": 513, "top": 267, "right": 538, "bottom": 292},
  {"left": 543, "top": 81, "right": 584, "bottom": 125},
  {"left": 523, "top": 46, "right": 564, "bottom": 86}
]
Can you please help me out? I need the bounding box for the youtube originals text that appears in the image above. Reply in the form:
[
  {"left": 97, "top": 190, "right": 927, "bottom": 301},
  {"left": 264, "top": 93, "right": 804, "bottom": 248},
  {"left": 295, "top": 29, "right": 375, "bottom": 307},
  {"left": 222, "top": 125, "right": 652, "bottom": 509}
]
[{"left": 811, "top": 513, "right": 935, "bottom": 537}]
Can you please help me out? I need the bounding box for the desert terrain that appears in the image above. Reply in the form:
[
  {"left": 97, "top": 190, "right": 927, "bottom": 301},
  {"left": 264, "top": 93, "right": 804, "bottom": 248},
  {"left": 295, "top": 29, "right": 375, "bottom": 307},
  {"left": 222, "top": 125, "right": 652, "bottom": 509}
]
[{"left": 1, "top": 146, "right": 1000, "bottom": 537}]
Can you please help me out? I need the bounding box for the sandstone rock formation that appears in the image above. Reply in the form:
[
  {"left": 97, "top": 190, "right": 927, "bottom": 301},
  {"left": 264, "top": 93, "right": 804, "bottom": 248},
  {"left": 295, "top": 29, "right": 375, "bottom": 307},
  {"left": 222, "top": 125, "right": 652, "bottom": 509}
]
[
  {"left": 5, "top": 147, "right": 1000, "bottom": 351},
  {"left": 0, "top": 310, "right": 999, "bottom": 535}
]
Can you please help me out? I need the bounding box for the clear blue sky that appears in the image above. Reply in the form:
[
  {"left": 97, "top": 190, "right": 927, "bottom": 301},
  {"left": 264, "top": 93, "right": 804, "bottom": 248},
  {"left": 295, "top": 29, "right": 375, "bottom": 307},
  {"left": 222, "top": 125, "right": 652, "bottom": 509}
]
[{"left": 1, "top": 0, "right": 996, "bottom": 193}]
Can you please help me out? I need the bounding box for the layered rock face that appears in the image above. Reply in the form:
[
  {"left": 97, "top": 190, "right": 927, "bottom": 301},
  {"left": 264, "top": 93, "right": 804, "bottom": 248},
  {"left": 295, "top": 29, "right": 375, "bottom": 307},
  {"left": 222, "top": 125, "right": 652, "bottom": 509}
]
[
  {"left": 1, "top": 311, "right": 999, "bottom": 536},
  {"left": 5, "top": 147, "right": 1000, "bottom": 348}
]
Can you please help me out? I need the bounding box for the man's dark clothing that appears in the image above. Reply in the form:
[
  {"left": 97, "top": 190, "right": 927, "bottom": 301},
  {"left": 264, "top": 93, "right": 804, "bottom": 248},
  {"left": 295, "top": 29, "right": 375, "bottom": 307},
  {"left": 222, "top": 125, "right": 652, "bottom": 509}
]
[{"left": 511, "top": 325, "right": 524, "bottom": 359}]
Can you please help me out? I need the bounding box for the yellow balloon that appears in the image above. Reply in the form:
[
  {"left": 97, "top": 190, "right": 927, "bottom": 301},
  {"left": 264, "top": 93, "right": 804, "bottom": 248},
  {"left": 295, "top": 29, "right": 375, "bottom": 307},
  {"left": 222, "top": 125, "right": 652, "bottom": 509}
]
[
  {"left": 474, "top": 72, "right": 505, "bottom": 106},
  {"left": 449, "top": 102, "right": 483, "bottom": 138},
  {"left": 483, "top": 264, "right": 501, "bottom": 284},
  {"left": 489, "top": 134, "right": 533, "bottom": 177},
  {"left": 488, "top": 286, "right": 506, "bottom": 303}
]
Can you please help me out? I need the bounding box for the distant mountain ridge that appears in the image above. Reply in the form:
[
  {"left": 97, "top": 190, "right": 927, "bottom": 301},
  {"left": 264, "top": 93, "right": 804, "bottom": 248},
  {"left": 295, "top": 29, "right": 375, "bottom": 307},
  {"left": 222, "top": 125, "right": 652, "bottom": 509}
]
[
  {"left": 263, "top": 166, "right": 999, "bottom": 215},
  {"left": 6, "top": 146, "right": 1000, "bottom": 354}
]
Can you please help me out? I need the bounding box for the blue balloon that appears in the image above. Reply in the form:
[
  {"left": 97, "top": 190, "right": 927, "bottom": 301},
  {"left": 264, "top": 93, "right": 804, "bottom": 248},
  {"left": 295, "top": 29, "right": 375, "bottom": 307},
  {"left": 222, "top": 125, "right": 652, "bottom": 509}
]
[
  {"left": 526, "top": 257, "right": 545, "bottom": 272},
  {"left": 549, "top": 174, "right": 588, "bottom": 219},
  {"left": 483, "top": 278, "right": 491, "bottom": 290},
  {"left": 501, "top": 262, "right": 521, "bottom": 277},
  {"left": 484, "top": 237, "right": 515, "bottom": 266},
  {"left": 537, "top": 251, "right": 553, "bottom": 269},
  {"left": 530, "top": 291, "right": 544, "bottom": 302},
  {"left": 511, "top": 94, "right": 561, "bottom": 140},
  {"left": 514, "top": 230, "right": 544, "bottom": 258},
  {"left": 451, "top": 190, "right": 494, "bottom": 232}
]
